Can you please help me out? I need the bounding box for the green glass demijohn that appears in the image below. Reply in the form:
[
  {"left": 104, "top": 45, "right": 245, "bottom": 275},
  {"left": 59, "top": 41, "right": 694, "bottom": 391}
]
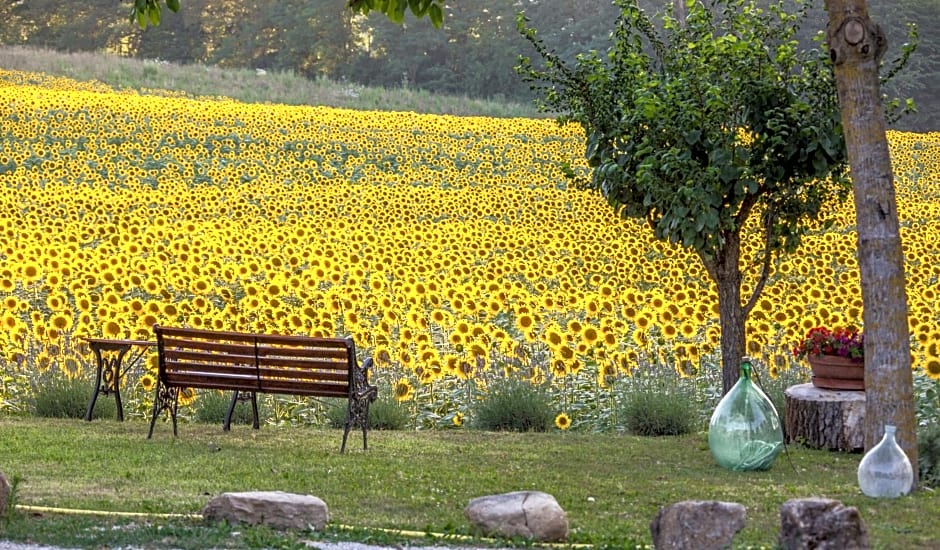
[{"left": 708, "top": 358, "right": 784, "bottom": 471}]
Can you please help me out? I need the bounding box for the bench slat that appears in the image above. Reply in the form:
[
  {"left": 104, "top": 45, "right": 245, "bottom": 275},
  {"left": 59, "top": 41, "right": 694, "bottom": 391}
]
[
  {"left": 257, "top": 368, "right": 349, "bottom": 383},
  {"left": 163, "top": 351, "right": 349, "bottom": 372},
  {"left": 163, "top": 349, "right": 256, "bottom": 366},
  {"left": 158, "top": 325, "right": 352, "bottom": 349},
  {"left": 256, "top": 344, "right": 350, "bottom": 360},
  {"left": 261, "top": 379, "right": 350, "bottom": 397},
  {"left": 256, "top": 357, "right": 348, "bottom": 371},
  {"left": 163, "top": 359, "right": 258, "bottom": 377},
  {"left": 162, "top": 373, "right": 258, "bottom": 391},
  {"left": 162, "top": 339, "right": 257, "bottom": 356}
]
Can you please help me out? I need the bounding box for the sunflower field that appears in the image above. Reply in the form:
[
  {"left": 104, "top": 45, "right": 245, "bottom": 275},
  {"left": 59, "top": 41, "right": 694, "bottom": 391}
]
[{"left": 1, "top": 68, "right": 939, "bottom": 430}]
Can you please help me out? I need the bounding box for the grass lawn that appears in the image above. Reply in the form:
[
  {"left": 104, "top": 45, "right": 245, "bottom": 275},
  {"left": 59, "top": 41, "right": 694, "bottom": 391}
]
[{"left": 0, "top": 417, "right": 938, "bottom": 548}]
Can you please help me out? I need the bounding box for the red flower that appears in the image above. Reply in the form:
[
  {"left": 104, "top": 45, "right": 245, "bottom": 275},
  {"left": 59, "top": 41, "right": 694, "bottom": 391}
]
[{"left": 793, "top": 326, "right": 864, "bottom": 361}]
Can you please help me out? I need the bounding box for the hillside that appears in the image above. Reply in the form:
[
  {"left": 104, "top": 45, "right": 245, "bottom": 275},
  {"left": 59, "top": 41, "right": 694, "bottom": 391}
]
[{"left": 0, "top": 45, "right": 544, "bottom": 119}]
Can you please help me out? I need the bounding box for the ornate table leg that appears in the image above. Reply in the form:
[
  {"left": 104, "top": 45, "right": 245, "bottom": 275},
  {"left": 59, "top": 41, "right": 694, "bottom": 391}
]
[{"left": 84, "top": 344, "right": 132, "bottom": 421}]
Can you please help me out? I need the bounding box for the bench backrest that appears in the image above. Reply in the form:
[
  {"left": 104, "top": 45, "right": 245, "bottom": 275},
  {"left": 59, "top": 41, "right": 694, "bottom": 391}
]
[{"left": 153, "top": 325, "right": 356, "bottom": 399}]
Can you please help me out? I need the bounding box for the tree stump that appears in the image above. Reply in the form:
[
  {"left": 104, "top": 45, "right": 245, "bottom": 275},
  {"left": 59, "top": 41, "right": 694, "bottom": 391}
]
[{"left": 784, "top": 384, "right": 865, "bottom": 452}]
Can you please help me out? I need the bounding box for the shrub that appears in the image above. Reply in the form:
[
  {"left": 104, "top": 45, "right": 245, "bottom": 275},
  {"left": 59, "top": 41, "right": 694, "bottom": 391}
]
[
  {"left": 193, "top": 390, "right": 260, "bottom": 426},
  {"left": 324, "top": 394, "right": 410, "bottom": 431},
  {"left": 366, "top": 395, "right": 411, "bottom": 430},
  {"left": 610, "top": 359, "right": 708, "bottom": 436},
  {"left": 919, "top": 423, "right": 940, "bottom": 488},
  {"left": 914, "top": 372, "right": 940, "bottom": 427},
  {"left": 470, "top": 378, "right": 553, "bottom": 432},
  {"left": 617, "top": 387, "right": 697, "bottom": 436},
  {"left": 29, "top": 376, "right": 116, "bottom": 420}
]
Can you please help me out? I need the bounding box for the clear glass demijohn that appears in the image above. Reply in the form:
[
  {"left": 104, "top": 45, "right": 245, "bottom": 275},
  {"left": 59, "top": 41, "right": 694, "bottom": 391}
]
[
  {"left": 708, "top": 358, "right": 784, "bottom": 471},
  {"left": 857, "top": 424, "right": 913, "bottom": 498}
]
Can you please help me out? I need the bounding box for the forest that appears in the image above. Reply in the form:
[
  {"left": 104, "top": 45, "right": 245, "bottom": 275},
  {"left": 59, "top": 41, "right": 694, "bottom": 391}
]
[{"left": 1, "top": 0, "right": 937, "bottom": 131}]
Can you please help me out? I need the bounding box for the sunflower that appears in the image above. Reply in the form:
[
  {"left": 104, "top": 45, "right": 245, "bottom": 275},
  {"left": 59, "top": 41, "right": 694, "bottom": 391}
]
[
  {"left": 35, "top": 351, "right": 53, "bottom": 374},
  {"left": 60, "top": 356, "right": 82, "bottom": 379},
  {"left": 554, "top": 412, "right": 571, "bottom": 430},
  {"left": 516, "top": 313, "right": 535, "bottom": 333},
  {"left": 551, "top": 359, "right": 568, "bottom": 378},
  {"left": 452, "top": 411, "right": 465, "bottom": 427},
  {"left": 453, "top": 358, "right": 472, "bottom": 380},
  {"left": 1, "top": 310, "right": 22, "bottom": 333},
  {"left": 596, "top": 362, "right": 616, "bottom": 389},
  {"left": 177, "top": 387, "right": 198, "bottom": 407},
  {"left": 581, "top": 325, "right": 601, "bottom": 347},
  {"left": 0, "top": 276, "right": 14, "bottom": 292},
  {"left": 393, "top": 377, "right": 414, "bottom": 402},
  {"left": 926, "top": 358, "right": 940, "bottom": 380},
  {"left": 103, "top": 319, "right": 121, "bottom": 338},
  {"left": 373, "top": 345, "right": 392, "bottom": 366},
  {"left": 20, "top": 261, "right": 42, "bottom": 283},
  {"left": 139, "top": 373, "right": 157, "bottom": 392}
]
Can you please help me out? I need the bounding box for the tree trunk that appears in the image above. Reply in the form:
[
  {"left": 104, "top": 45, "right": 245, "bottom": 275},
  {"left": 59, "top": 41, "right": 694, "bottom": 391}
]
[
  {"left": 825, "top": 0, "right": 918, "bottom": 486},
  {"left": 784, "top": 383, "right": 866, "bottom": 451},
  {"left": 703, "top": 234, "right": 746, "bottom": 395}
]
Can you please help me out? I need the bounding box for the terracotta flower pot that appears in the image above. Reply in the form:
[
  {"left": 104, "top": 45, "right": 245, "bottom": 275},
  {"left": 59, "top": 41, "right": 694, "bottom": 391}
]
[{"left": 808, "top": 354, "right": 864, "bottom": 391}]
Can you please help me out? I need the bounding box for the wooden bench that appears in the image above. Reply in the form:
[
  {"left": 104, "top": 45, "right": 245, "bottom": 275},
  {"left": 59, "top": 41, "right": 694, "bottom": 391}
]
[{"left": 147, "top": 325, "right": 378, "bottom": 452}]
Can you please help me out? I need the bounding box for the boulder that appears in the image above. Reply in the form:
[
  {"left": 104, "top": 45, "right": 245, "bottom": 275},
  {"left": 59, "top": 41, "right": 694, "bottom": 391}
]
[
  {"left": 464, "top": 491, "right": 568, "bottom": 542},
  {"left": 650, "top": 500, "right": 747, "bottom": 550},
  {"left": 0, "top": 471, "right": 9, "bottom": 517},
  {"left": 202, "top": 491, "right": 328, "bottom": 531},
  {"left": 779, "top": 497, "right": 869, "bottom": 550}
]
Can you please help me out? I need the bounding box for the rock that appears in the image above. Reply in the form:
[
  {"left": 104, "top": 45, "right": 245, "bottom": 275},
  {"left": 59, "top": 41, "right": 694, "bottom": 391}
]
[
  {"left": 202, "top": 491, "right": 328, "bottom": 531},
  {"left": 0, "top": 471, "right": 9, "bottom": 517},
  {"left": 650, "top": 500, "right": 747, "bottom": 550},
  {"left": 464, "top": 491, "right": 568, "bottom": 542},
  {"left": 778, "top": 497, "right": 870, "bottom": 550}
]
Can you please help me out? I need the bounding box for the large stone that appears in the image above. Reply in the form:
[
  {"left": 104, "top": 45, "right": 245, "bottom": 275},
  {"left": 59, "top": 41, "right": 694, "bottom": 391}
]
[
  {"left": 0, "top": 471, "right": 9, "bottom": 518},
  {"left": 464, "top": 491, "right": 568, "bottom": 542},
  {"left": 650, "top": 500, "right": 747, "bottom": 550},
  {"left": 779, "top": 497, "right": 870, "bottom": 550},
  {"left": 202, "top": 491, "right": 328, "bottom": 531}
]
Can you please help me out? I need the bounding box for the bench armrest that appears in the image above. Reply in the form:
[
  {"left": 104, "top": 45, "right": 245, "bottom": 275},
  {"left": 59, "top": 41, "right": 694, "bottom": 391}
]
[{"left": 353, "top": 356, "right": 379, "bottom": 402}]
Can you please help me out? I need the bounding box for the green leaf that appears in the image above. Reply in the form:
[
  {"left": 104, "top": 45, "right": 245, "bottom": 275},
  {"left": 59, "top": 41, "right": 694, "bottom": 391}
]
[
  {"left": 409, "top": 0, "right": 432, "bottom": 16},
  {"left": 428, "top": 4, "right": 443, "bottom": 27},
  {"left": 148, "top": 4, "right": 161, "bottom": 25},
  {"left": 166, "top": 0, "right": 180, "bottom": 12},
  {"left": 719, "top": 164, "right": 739, "bottom": 184},
  {"left": 390, "top": 0, "right": 407, "bottom": 23}
]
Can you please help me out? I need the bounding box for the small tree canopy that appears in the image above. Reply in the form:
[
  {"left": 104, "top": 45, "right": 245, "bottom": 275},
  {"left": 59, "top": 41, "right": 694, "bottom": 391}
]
[{"left": 517, "top": 0, "right": 851, "bottom": 392}]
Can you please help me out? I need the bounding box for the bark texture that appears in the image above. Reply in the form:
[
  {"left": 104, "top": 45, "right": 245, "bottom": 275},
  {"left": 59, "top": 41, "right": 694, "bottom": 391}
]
[
  {"left": 702, "top": 234, "right": 745, "bottom": 395},
  {"left": 784, "top": 384, "right": 866, "bottom": 451},
  {"left": 825, "top": 0, "right": 918, "bottom": 484}
]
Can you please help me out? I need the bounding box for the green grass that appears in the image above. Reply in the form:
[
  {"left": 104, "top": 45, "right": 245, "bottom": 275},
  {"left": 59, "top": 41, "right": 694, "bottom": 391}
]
[{"left": 0, "top": 418, "right": 938, "bottom": 548}]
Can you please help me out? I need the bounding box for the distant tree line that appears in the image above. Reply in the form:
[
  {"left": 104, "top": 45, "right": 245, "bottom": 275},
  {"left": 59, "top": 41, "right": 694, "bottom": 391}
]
[{"left": 1, "top": 0, "right": 936, "bottom": 130}]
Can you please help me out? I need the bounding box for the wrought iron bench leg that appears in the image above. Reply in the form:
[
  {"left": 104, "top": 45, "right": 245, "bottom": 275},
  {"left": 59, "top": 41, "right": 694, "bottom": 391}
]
[
  {"left": 148, "top": 382, "right": 179, "bottom": 438},
  {"left": 225, "top": 391, "right": 259, "bottom": 431}
]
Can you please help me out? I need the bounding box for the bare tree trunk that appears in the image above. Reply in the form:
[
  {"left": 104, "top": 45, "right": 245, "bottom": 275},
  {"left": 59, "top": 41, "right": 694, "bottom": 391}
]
[
  {"left": 702, "top": 235, "right": 745, "bottom": 395},
  {"left": 825, "top": 0, "right": 918, "bottom": 486}
]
